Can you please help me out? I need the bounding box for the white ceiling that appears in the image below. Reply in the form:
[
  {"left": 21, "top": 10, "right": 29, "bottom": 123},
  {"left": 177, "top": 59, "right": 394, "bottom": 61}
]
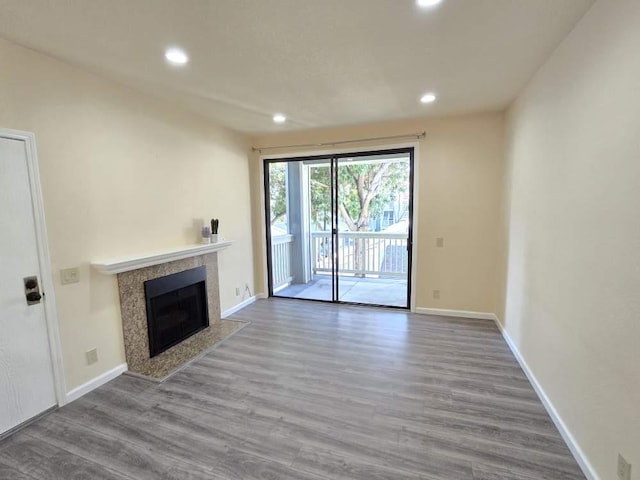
[{"left": 0, "top": 0, "right": 593, "bottom": 133}]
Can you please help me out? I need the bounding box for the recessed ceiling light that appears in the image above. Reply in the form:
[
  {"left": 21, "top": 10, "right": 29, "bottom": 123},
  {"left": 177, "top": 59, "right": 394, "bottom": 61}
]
[
  {"left": 416, "top": 0, "right": 443, "bottom": 7},
  {"left": 273, "top": 113, "right": 286, "bottom": 124},
  {"left": 420, "top": 93, "right": 437, "bottom": 104},
  {"left": 165, "top": 48, "right": 189, "bottom": 65}
]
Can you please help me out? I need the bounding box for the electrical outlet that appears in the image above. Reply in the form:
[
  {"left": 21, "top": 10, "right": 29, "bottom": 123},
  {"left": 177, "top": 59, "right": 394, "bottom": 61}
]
[
  {"left": 86, "top": 348, "right": 98, "bottom": 365},
  {"left": 618, "top": 454, "right": 631, "bottom": 480},
  {"left": 61, "top": 267, "right": 80, "bottom": 285},
  {"left": 436, "top": 237, "right": 444, "bottom": 248},
  {"left": 235, "top": 287, "right": 240, "bottom": 296},
  {"left": 433, "top": 290, "right": 440, "bottom": 300}
]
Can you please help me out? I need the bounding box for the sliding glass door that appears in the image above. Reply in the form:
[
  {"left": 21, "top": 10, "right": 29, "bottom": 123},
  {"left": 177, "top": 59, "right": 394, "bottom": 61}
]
[
  {"left": 335, "top": 152, "right": 412, "bottom": 306},
  {"left": 265, "top": 157, "right": 334, "bottom": 302},
  {"left": 265, "top": 148, "right": 413, "bottom": 308}
]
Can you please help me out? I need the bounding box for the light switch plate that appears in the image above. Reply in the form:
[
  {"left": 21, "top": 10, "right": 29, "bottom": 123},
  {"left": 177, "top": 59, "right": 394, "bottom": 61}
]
[{"left": 61, "top": 267, "right": 80, "bottom": 285}]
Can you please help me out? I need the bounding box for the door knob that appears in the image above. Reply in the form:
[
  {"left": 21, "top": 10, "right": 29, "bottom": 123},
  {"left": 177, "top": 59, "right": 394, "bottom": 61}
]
[
  {"left": 25, "top": 278, "right": 37, "bottom": 289},
  {"left": 26, "top": 292, "right": 42, "bottom": 302}
]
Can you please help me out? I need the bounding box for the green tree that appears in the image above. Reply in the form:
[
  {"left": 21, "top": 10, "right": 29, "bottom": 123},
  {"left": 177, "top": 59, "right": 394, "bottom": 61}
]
[
  {"left": 268, "top": 163, "right": 287, "bottom": 226},
  {"left": 309, "top": 160, "right": 409, "bottom": 232},
  {"left": 309, "top": 166, "right": 331, "bottom": 231}
]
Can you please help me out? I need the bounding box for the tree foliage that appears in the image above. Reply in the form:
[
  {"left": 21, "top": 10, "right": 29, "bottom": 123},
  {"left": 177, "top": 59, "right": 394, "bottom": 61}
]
[
  {"left": 269, "top": 160, "right": 409, "bottom": 232},
  {"left": 310, "top": 160, "right": 409, "bottom": 232},
  {"left": 269, "top": 163, "right": 287, "bottom": 226}
]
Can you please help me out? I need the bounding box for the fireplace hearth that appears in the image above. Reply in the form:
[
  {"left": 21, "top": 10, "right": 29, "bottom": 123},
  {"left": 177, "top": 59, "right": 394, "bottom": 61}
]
[{"left": 144, "top": 266, "right": 209, "bottom": 357}]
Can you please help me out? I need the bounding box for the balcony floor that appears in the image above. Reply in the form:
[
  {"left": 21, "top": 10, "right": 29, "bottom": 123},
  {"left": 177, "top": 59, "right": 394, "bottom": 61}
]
[{"left": 276, "top": 275, "right": 408, "bottom": 307}]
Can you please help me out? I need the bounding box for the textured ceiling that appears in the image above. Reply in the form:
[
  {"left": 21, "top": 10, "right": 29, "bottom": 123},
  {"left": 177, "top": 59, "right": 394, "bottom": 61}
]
[{"left": 0, "top": 0, "right": 593, "bottom": 133}]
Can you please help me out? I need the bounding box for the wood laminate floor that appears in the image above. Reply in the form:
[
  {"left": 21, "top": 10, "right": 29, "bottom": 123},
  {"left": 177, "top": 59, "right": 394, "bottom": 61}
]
[{"left": 0, "top": 299, "right": 585, "bottom": 480}]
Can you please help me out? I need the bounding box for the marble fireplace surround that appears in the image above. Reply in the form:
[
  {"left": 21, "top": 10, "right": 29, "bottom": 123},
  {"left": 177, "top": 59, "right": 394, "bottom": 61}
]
[{"left": 93, "top": 243, "right": 244, "bottom": 380}]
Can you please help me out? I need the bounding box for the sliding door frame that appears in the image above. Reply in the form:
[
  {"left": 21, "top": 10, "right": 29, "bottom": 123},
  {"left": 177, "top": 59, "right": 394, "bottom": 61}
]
[
  {"left": 264, "top": 153, "right": 336, "bottom": 303},
  {"left": 263, "top": 146, "right": 416, "bottom": 310}
]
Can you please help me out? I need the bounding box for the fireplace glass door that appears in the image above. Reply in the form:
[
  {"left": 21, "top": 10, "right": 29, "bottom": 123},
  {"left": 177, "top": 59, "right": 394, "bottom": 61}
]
[{"left": 144, "top": 266, "right": 209, "bottom": 357}]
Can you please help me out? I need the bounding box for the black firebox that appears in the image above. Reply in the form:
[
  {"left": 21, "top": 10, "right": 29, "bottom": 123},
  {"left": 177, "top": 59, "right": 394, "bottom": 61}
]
[{"left": 144, "top": 266, "right": 209, "bottom": 358}]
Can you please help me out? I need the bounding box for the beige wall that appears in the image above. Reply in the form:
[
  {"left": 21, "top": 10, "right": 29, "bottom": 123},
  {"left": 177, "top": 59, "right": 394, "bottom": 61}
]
[
  {"left": 252, "top": 112, "right": 506, "bottom": 314},
  {"left": 503, "top": 0, "right": 640, "bottom": 477},
  {"left": 0, "top": 38, "right": 255, "bottom": 392}
]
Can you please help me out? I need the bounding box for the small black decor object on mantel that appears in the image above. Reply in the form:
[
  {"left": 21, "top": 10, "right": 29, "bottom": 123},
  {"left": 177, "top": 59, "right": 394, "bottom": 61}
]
[{"left": 210, "top": 218, "right": 219, "bottom": 243}]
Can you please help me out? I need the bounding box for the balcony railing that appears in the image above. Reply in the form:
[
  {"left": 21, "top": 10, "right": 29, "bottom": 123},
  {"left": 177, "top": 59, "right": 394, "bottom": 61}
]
[
  {"left": 311, "top": 231, "right": 408, "bottom": 277},
  {"left": 271, "top": 234, "right": 294, "bottom": 289},
  {"left": 271, "top": 231, "right": 408, "bottom": 291}
]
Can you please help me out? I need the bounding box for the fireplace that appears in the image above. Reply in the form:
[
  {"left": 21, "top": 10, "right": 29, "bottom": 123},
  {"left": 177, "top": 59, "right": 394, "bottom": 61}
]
[
  {"left": 106, "top": 247, "right": 241, "bottom": 380},
  {"left": 144, "top": 266, "right": 209, "bottom": 358}
]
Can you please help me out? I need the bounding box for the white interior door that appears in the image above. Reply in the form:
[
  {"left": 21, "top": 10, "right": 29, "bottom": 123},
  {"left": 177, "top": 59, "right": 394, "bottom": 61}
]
[{"left": 0, "top": 134, "right": 57, "bottom": 435}]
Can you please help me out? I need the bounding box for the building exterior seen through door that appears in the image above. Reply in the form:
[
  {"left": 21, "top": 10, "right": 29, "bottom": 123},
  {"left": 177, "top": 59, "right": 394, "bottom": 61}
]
[{"left": 265, "top": 148, "right": 414, "bottom": 308}]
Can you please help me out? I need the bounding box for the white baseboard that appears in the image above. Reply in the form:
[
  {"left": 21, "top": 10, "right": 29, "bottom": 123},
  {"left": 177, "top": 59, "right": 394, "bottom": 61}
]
[
  {"left": 65, "top": 363, "right": 128, "bottom": 404},
  {"left": 493, "top": 317, "right": 599, "bottom": 480},
  {"left": 256, "top": 292, "right": 267, "bottom": 299},
  {"left": 221, "top": 295, "right": 260, "bottom": 318},
  {"left": 415, "top": 307, "right": 498, "bottom": 321}
]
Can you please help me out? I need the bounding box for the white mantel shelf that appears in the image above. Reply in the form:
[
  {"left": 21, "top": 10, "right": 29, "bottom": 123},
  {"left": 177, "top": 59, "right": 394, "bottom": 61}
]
[{"left": 92, "top": 241, "right": 232, "bottom": 275}]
